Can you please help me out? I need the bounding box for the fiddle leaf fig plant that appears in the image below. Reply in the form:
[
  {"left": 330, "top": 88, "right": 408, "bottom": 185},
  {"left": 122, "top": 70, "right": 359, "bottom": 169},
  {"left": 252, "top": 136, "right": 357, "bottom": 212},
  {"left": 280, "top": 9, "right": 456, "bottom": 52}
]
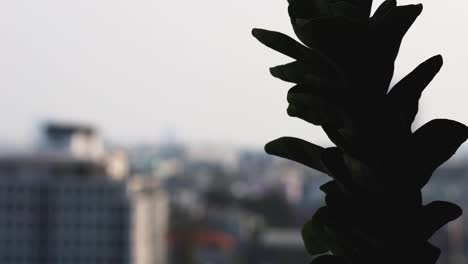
[{"left": 253, "top": 0, "right": 467, "bottom": 263}]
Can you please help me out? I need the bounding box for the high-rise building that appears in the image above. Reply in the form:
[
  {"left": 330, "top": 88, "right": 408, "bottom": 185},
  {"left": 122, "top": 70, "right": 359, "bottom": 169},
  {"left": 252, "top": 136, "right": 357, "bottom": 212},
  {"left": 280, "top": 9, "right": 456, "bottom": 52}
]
[{"left": 0, "top": 122, "right": 168, "bottom": 264}]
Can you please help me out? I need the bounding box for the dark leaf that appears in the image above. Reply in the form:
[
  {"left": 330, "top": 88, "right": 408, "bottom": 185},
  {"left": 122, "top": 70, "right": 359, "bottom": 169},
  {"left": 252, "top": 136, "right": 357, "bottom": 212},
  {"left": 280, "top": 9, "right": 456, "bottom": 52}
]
[
  {"left": 320, "top": 181, "right": 353, "bottom": 215},
  {"left": 265, "top": 137, "right": 326, "bottom": 173},
  {"left": 411, "top": 242, "right": 441, "bottom": 264},
  {"left": 374, "top": 4, "right": 423, "bottom": 59},
  {"left": 364, "top": 5, "right": 423, "bottom": 96},
  {"left": 368, "top": 4, "right": 423, "bottom": 92},
  {"left": 342, "top": 153, "right": 377, "bottom": 192},
  {"left": 323, "top": 126, "right": 352, "bottom": 152},
  {"left": 412, "top": 119, "right": 468, "bottom": 187},
  {"left": 287, "top": 97, "right": 344, "bottom": 127},
  {"left": 302, "top": 207, "right": 331, "bottom": 255},
  {"left": 287, "top": 84, "right": 334, "bottom": 101},
  {"left": 321, "top": 147, "right": 356, "bottom": 193},
  {"left": 330, "top": 1, "right": 366, "bottom": 20},
  {"left": 371, "top": 0, "right": 396, "bottom": 22},
  {"left": 323, "top": 126, "right": 374, "bottom": 164},
  {"left": 377, "top": 4, "right": 423, "bottom": 37},
  {"left": 420, "top": 201, "right": 463, "bottom": 240},
  {"left": 320, "top": 180, "right": 338, "bottom": 194},
  {"left": 251, "top": 28, "right": 325, "bottom": 62},
  {"left": 270, "top": 61, "right": 337, "bottom": 84},
  {"left": 287, "top": 85, "right": 338, "bottom": 104},
  {"left": 347, "top": 0, "right": 373, "bottom": 17},
  {"left": 288, "top": 0, "right": 329, "bottom": 19},
  {"left": 293, "top": 17, "right": 363, "bottom": 57},
  {"left": 387, "top": 55, "right": 443, "bottom": 131}
]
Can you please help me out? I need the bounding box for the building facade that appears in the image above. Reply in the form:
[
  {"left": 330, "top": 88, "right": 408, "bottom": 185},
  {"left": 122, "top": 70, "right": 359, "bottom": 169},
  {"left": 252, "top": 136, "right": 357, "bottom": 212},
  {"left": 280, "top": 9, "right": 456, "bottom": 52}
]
[{"left": 0, "top": 122, "right": 167, "bottom": 264}]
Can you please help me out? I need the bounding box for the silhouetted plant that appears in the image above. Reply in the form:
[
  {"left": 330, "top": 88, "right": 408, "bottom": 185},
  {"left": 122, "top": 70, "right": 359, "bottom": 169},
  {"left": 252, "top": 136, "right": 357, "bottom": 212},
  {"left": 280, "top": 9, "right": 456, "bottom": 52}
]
[{"left": 252, "top": 0, "right": 467, "bottom": 263}]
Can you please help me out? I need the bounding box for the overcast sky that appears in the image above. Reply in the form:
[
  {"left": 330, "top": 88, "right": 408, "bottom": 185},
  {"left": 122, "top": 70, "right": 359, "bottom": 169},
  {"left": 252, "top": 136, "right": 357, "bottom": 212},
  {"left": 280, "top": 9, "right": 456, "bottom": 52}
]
[{"left": 0, "top": 0, "right": 467, "bottom": 148}]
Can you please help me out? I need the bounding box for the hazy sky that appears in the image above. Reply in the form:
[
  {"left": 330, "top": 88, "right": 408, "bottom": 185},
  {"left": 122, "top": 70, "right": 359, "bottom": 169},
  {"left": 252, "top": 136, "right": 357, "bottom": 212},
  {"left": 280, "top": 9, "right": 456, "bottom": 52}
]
[{"left": 0, "top": 0, "right": 467, "bottom": 148}]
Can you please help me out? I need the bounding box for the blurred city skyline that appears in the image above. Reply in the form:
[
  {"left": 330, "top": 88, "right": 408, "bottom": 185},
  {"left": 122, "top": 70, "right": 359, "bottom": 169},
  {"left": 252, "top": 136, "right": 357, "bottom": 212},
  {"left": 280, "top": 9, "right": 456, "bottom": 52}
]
[{"left": 0, "top": 0, "right": 467, "bottom": 148}]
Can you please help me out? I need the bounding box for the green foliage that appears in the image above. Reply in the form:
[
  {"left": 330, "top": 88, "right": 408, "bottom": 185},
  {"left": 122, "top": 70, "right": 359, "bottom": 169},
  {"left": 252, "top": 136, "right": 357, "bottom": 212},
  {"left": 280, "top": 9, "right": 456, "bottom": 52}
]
[{"left": 253, "top": 0, "right": 467, "bottom": 263}]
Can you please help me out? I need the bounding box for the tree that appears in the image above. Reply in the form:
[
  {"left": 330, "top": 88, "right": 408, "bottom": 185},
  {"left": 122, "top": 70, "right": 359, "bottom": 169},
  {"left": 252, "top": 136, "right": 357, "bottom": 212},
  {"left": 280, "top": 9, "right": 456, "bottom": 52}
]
[{"left": 252, "top": 0, "right": 467, "bottom": 263}]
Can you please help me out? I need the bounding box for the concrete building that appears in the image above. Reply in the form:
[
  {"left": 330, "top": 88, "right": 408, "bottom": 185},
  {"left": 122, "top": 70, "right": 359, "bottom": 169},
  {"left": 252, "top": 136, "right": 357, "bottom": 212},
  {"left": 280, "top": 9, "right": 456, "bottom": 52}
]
[
  {"left": 39, "top": 122, "right": 105, "bottom": 159},
  {"left": 0, "top": 122, "right": 168, "bottom": 264},
  {"left": 0, "top": 174, "right": 131, "bottom": 264},
  {"left": 130, "top": 177, "right": 168, "bottom": 264}
]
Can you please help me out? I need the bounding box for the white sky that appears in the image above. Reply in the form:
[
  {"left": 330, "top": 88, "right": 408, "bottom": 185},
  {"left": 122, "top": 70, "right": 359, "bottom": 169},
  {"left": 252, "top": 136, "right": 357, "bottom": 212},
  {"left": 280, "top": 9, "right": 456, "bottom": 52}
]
[{"left": 0, "top": 0, "right": 466, "bottom": 148}]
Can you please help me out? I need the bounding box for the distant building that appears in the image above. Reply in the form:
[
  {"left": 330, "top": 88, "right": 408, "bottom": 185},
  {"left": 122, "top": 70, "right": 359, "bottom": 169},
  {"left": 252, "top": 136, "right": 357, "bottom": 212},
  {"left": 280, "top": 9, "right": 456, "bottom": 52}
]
[
  {"left": 40, "top": 122, "right": 105, "bottom": 159},
  {"left": 0, "top": 170, "right": 131, "bottom": 264},
  {"left": 0, "top": 122, "right": 168, "bottom": 264},
  {"left": 129, "top": 177, "right": 168, "bottom": 264}
]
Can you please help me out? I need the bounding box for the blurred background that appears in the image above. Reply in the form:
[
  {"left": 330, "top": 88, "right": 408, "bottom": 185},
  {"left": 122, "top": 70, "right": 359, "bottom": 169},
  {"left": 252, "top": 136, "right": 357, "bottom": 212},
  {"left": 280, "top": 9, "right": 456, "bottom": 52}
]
[{"left": 0, "top": 0, "right": 467, "bottom": 263}]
